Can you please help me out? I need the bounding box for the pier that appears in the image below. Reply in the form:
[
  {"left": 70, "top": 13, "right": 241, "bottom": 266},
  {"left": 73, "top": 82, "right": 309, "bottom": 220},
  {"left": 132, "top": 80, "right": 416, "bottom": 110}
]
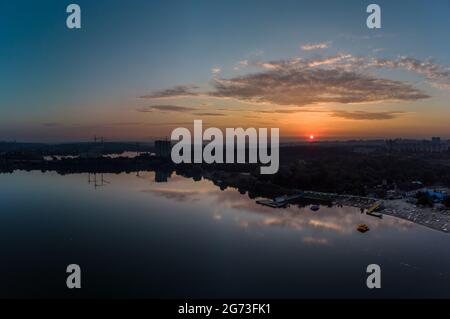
[
  {"left": 256, "top": 194, "right": 304, "bottom": 208},
  {"left": 256, "top": 191, "right": 377, "bottom": 209}
]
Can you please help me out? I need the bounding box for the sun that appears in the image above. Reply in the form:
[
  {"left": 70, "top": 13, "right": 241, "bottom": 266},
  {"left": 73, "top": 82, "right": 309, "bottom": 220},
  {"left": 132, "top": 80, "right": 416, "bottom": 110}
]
[{"left": 309, "top": 135, "right": 315, "bottom": 141}]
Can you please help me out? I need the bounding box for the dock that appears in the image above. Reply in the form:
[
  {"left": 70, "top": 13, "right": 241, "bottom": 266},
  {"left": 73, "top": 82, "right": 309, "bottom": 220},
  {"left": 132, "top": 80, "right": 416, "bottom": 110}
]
[
  {"left": 255, "top": 190, "right": 378, "bottom": 210},
  {"left": 256, "top": 194, "right": 303, "bottom": 208},
  {"left": 366, "top": 202, "right": 384, "bottom": 218}
]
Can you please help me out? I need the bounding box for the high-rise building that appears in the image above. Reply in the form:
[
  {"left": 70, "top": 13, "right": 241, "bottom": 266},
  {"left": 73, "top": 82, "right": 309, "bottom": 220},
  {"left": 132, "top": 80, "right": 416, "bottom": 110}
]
[
  {"left": 386, "top": 137, "right": 449, "bottom": 153},
  {"left": 155, "top": 140, "right": 172, "bottom": 158}
]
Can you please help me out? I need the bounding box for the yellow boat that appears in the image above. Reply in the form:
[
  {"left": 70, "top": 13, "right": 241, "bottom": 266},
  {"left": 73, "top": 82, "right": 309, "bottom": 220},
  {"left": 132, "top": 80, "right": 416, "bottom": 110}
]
[{"left": 357, "top": 224, "right": 370, "bottom": 233}]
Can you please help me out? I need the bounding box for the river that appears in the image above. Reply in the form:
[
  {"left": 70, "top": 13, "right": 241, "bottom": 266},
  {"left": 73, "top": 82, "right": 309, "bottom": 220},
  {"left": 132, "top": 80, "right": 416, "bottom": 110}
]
[{"left": 0, "top": 171, "right": 449, "bottom": 298}]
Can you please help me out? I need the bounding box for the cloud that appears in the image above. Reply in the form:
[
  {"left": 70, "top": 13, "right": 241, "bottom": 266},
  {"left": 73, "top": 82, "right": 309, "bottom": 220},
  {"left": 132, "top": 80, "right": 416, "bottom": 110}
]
[
  {"left": 338, "top": 33, "right": 395, "bottom": 42},
  {"left": 140, "top": 54, "right": 450, "bottom": 108},
  {"left": 301, "top": 42, "right": 329, "bottom": 50},
  {"left": 302, "top": 236, "right": 329, "bottom": 245},
  {"left": 254, "top": 62, "right": 281, "bottom": 70},
  {"left": 257, "top": 108, "right": 325, "bottom": 114},
  {"left": 150, "top": 121, "right": 205, "bottom": 126},
  {"left": 210, "top": 59, "right": 429, "bottom": 106},
  {"left": 330, "top": 110, "right": 405, "bottom": 120},
  {"left": 192, "top": 112, "right": 226, "bottom": 116},
  {"left": 110, "top": 122, "right": 143, "bottom": 126},
  {"left": 307, "top": 54, "right": 354, "bottom": 67},
  {"left": 430, "top": 82, "right": 450, "bottom": 90},
  {"left": 211, "top": 67, "right": 222, "bottom": 75},
  {"left": 142, "top": 189, "right": 201, "bottom": 202},
  {"left": 370, "top": 56, "right": 450, "bottom": 90},
  {"left": 247, "top": 55, "right": 450, "bottom": 90},
  {"left": 256, "top": 107, "right": 405, "bottom": 120},
  {"left": 137, "top": 105, "right": 197, "bottom": 113},
  {"left": 140, "top": 84, "right": 200, "bottom": 99},
  {"left": 233, "top": 60, "right": 250, "bottom": 71},
  {"left": 252, "top": 54, "right": 366, "bottom": 70}
]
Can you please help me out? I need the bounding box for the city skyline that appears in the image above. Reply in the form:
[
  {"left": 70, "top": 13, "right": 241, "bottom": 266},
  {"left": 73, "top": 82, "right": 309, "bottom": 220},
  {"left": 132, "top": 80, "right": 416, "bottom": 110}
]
[{"left": 1, "top": 0, "right": 450, "bottom": 142}]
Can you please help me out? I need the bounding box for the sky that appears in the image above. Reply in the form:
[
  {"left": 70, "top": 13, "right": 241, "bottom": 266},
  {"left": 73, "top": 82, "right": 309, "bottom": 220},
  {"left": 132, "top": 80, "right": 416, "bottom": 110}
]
[{"left": 0, "top": 0, "right": 449, "bottom": 142}]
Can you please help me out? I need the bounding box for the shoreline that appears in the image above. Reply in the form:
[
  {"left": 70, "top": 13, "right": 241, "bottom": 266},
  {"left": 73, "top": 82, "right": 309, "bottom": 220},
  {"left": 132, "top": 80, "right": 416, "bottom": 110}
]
[
  {"left": 2, "top": 161, "right": 449, "bottom": 234},
  {"left": 254, "top": 190, "right": 450, "bottom": 234},
  {"left": 382, "top": 199, "right": 449, "bottom": 233},
  {"left": 317, "top": 195, "right": 450, "bottom": 234}
]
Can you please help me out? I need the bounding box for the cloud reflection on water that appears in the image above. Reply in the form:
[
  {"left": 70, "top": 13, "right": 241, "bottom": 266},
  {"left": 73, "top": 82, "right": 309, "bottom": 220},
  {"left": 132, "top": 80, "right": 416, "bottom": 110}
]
[{"left": 135, "top": 171, "right": 416, "bottom": 239}]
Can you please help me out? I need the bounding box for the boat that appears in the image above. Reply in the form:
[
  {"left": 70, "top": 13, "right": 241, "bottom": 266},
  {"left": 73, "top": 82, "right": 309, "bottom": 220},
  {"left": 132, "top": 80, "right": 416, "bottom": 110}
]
[
  {"left": 357, "top": 224, "right": 370, "bottom": 233},
  {"left": 310, "top": 204, "right": 320, "bottom": 211}
]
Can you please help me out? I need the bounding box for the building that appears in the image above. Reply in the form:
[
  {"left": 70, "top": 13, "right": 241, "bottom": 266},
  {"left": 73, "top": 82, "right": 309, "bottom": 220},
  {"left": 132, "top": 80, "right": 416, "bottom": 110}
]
[
  {"left": 155, "top": 140, "right": 172, "bottom": 158},
  {"left": 155, "top": 170, "right": 172, "bottom": 183},
  {"left": 431, "top": 137, "right": 444, "bottom": 152},
  {"left": 424, "top": 189, "right": 447, "bottom": 201},
  {"left": 404, "top": 187, "right": 448, "bottom": 202},
  {"left": 386, "top": 137, "right": 449, "bottom": 153}
]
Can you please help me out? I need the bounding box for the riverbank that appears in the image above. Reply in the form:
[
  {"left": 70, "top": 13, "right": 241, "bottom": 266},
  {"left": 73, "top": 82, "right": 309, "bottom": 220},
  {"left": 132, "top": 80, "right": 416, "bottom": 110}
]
[
  {"left": 305, "top": 194, "right": 450, "bottom": 234},
  {"left": 2, "top": 155, "right": 449, "bottom": 234},
  {"left": 254, "top": 190, "right": 449, "bottom": 234},
  {"left": 383, "top": 199, "right": 450, "bottom": 233}
]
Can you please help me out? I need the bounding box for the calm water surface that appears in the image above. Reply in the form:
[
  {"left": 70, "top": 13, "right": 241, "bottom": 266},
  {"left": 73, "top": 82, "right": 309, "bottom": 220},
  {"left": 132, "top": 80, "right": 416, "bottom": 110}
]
[{"left": 1, "top": 171, "right": 449, "bottom": 298}]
